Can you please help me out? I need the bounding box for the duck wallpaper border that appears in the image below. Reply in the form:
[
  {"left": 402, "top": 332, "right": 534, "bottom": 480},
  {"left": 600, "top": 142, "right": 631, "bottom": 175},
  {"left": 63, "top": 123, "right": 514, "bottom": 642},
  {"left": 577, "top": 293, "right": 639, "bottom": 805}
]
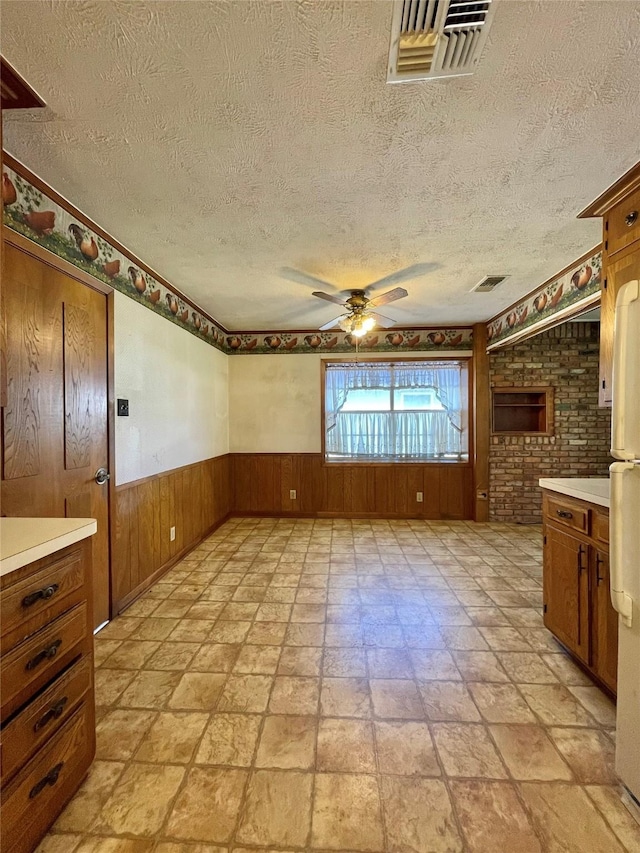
[{"left": 486, "top": 248, "right": 602, "bottom": 349}]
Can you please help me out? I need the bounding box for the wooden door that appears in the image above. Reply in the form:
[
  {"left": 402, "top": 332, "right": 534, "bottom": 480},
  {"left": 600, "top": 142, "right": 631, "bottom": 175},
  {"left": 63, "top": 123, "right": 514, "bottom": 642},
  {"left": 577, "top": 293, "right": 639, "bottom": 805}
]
[
  {"left": 1, "top": 244, "right": 110, "bottom": 628},
  {"left": 592, "top": 548, "right": 618, "bottom": 693},
  {"left": 543, "top": 526, "right": 590, "bottom": 664}
]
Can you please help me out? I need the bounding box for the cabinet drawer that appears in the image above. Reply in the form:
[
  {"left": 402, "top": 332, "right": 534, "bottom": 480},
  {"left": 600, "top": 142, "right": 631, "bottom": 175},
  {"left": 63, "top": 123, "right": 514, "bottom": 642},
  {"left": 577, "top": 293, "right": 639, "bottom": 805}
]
[
  {"left": 593, "top": 510, "right": 609, "bottom": 544},
  {"left": 607, "top": 185, "right": 640, "bottom": 256},
  {"left": 0, "top": 656, "right": 92, "bottom": 783},
  {"left": 1, "top": 548, "right": 86, "bottom": 645},
  {"left": 545, "top": 495, "right": 589, "bottom": 534},
  {"left": 1, "top": 604, "right": 88, "bottom": 721},
  {"left": 1, "top": 703, "right": 92, "bottom": 853}
]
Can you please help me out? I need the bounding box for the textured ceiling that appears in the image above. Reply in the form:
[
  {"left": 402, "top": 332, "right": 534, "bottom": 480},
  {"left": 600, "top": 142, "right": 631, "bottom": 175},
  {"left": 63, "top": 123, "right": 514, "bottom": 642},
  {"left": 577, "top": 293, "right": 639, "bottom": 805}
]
[{"left": 2, "top": 0, "right": 640, "bottom": 330}]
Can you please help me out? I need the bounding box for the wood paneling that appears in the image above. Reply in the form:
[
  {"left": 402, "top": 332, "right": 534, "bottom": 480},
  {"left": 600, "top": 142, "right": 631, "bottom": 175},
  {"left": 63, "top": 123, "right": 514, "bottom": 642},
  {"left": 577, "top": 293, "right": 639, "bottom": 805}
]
[
  {"left": 230, "top": 454, "right": 473, "bottom": 520},
  {"left": 112, "top": 454, "right": 231, "bottom": 614}
]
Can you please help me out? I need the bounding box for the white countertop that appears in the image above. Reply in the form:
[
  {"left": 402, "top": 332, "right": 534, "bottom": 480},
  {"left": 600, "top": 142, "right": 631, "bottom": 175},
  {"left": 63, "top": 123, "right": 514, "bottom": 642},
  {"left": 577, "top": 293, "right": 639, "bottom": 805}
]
[
  {"left": 539, "top": 478, "right": 610, "bottom": 508},
  {"left": 0, "top": 518, "right": 97, "bottom": 578}
]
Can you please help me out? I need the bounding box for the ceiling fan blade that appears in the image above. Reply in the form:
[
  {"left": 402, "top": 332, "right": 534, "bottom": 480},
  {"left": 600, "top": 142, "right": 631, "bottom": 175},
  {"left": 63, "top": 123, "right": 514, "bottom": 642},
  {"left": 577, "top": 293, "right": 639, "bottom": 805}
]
[
  {"left": 279, "top": 267, "right": 339, "bottom": 291},
  {"left": 366, "top": 262, "right": 438, "bottom": 292},
  {"left": 319, "top": 315, "right": 343, "bottom": 331},
  {"left": 367, "top": 287, "right": 408, "bottom": 308},
  {"left": 369, "top": 312, "right": 397, "bottom": 329},
  {"left": 312, "top": 291, "right": 347, "bottom": 306}
]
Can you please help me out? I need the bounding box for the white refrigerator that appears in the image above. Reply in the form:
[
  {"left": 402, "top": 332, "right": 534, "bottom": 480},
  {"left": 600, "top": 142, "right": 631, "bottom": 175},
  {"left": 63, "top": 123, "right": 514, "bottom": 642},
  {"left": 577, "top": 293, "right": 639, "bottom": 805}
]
[{"left": 609, "top": 277, "right": 640, "bottom": 808}]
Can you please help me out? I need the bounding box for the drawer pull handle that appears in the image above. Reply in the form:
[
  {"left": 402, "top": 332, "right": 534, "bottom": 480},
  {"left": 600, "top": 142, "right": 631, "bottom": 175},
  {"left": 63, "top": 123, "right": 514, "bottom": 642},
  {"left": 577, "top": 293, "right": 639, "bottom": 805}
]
[
  {"left": 34, "top": 697, "right": 69, "bottom": 732},
  {"left": 23, "top": 584, "right": 60, "bottom": 608},
  {"left": 556, "top": 510, "right": 573, "bottom": 519},
  {"left": 29, "top": 763, "right": 64, "bottom": 799},
  {"left": 26, "top": 639, "right": 62, "bottom": 671},
  {"left": 577, "top": 544, "right": 587, "bottom": 575},
  {"left": 625, "top": 210, "right": 638, "bottom": 227},
  {"left": 596, "top": 553, "right": 605, "bottom": 585}
]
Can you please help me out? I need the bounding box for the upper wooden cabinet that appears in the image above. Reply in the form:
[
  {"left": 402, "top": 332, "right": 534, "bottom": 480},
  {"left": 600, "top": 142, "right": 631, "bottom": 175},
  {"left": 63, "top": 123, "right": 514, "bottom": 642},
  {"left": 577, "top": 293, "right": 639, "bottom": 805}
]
[{"left": 579, "top": 162, "right": 640, "bottom": 407}]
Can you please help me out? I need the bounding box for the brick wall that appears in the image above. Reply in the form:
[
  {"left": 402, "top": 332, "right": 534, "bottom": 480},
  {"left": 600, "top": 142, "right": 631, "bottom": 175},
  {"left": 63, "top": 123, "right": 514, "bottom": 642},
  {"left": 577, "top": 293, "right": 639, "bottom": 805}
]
[{"left": 489, "top": 322, "right": 611, "bottom": 523}]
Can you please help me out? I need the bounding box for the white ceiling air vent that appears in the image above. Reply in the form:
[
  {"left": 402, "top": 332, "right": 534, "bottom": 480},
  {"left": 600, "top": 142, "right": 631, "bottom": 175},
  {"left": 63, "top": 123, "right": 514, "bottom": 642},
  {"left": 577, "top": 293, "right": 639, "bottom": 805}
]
[
  {"left": 471, "top": 275, "right": 509, "bottom": 293},
  {"left": 387, "top": 0, "right": 497, "bottom": 83}
]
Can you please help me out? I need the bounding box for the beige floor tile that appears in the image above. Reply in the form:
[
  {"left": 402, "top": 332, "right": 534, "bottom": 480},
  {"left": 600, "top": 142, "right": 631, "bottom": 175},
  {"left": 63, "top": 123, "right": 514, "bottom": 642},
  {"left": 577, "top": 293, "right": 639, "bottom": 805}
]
[
  {"left": 74, "top": 840, "right": 154, "bottom": 853},
  {"left": 189, "top": 643, "right": 241, "bottom": 672},
  {"left": 236, "top": 770, "right": 313, "bottom": 846},
  {"left": 97, "top": 617, "right": 142, "bottom": 640},
  {"left": 490, "top": 724, "right": 573, "bottom": 780},
  {"left": 568, "top": 685, "right": 617, "bottom": 726},
  {"left": 317, "top": 718, "right": 376, "bottom": 772},
  {"left": 585, "top": 785, "right": 640, "bottom": 851},
  {"left": 496, "top": 652, "right": 559, "bottom": 684},
  {"left": 134, "top": 711, "right": 208, "bottom": 763},
  {"left": 419, "top": 681, "right": 481, "bottom": 722},
  {"left": 95, "top": 764, "right": 184, "bottom": 836},
  {"left": 196, "top": 713, "right": 262, "bottom": 766},
  {"left": 432, "top": 723, "right": 508, "bottom": 779},
  {"left": 519, "top": 683, "right": 597, "bottom": 726},
  {"left": 440, "top": 626, "right": 489, "bottom": 651},
  {"left": 217, "top": 674, "right": 273, "bottom": 712},
  {"left": 478, "top": 627, "right": 532, "bottom": 651},
  {"left": 541, "top": 652, "right": 593, "bottom": 685},
  {"left": 246, "top": 621, "right": 288, "bottom": 645},
  {"left": 452, "top": 651, "right": 509, "bottom": 683},
  {"left": 144, "top": 641, "right": 201, "bottom": 671},
  {"left": 323, "top": 648, "right": 367, "bottom": 677},
  {"left": 255, "top": 603, "right": 292, "bottom": 622},
  {"left": 151, "top": 599, "right": 192, "bottom": 619},
  {"left": 468, "top": 683, "right": 537, "bottom": 723},
  {"left": 519, "top": 782, "right": 626, "bottom": 852},
  {"left": 409, "top": 650, "right": 461, "bottom": 680},
  {"left": 129, "top": 617, "right": 179, "bottom": 641},
  {"left": 402, "top": 624, "right": 447, "bottom": 649},
  {"left": 381, "top": 776, "right": 463, "bottom": 853},
  {"left": 166, "top": 767, "right": 247, "bottom": 842},
  {"left": 168, "top": 619, "right": 217, "bottom": 643},
  {"left": 269, "top": 676, "right": 320, "bottom": 714},
  {"left": 321, "top": 677, "right": 371, "bottom": 718},
  {"left": 93, "top": 640, "right": 122, "bottom": 667},
  {"left": 451, "top": 780, "right": 541, "bottom": 853},
  {"left": 366, "top": 648, "right": 413, "bottom": 678},
  {"left": 54, "top": 761, "right": 125, "bottom": 831},
  {"left": 370, "top": 678, "right": 425, "bottom": 719},
  {"left": 102, "top": 640, "right": 160, "bottom": 669},
  {"left": 95, "top": 709, "right": 156, "bottom": 760},
  {"left": 256, "top": 715, "right": 317, "bottom": 769},
  {"left": 549, "top": 727, "right": 617, "bottom": 784},
  {"left": 94, "top": 669, "right": 136, "bottom": 707},
  {"left": 169, "top": 672, "right": 227, "bottom": 710},
  {"left": 374, "top": 721, "right": 440, "bottom": 776},
  {"left": 311, "top": 773, "right": 384, "bottom": 851},
  {"left": 209, "top": 621, "right": 251, "bottom": 644},
  {"left": 277, "top": 645, "right": 322, "bottom": 676},
  {"left": 156, "top": 844, "right": 227, "bottom": 853},
  {"left": 233, "top": 644, "right": 281, "bottom": 674},
  {"left": 117, "top": 670, "right": 182, "bottom": 709},
  {"left": 286, "top": 623, "right": 325, "bottom": 646}
]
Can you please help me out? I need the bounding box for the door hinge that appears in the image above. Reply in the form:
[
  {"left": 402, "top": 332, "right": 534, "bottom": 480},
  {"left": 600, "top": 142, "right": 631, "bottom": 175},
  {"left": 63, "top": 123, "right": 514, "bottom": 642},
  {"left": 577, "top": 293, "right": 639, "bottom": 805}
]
[
  {"left": 543, "top": 603, "right": 547, "bottom": 613},
  {"left": 543, "top": 535, "right": 547, "bottom": 545},
  {"left": 603, "top": 277, "right": 607, "bottom": 290},
  {"left": 602, "top": 380, "right": 606, "bottom": 389}
]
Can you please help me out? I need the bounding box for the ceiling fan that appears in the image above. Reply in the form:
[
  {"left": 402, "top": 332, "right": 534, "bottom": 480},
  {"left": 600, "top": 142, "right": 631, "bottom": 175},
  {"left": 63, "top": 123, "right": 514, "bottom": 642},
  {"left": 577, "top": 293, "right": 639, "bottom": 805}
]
[
  {"left": 312, "top": 286, "right": 408, "bottom": 337},
  {"left": 279, "top": 262, "right": 436, "bottom": 338}
]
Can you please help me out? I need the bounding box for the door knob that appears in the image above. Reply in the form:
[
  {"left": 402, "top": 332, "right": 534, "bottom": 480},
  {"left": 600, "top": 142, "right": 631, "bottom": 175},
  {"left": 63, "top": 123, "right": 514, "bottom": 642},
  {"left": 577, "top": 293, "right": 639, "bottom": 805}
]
[{"left": 94, "top": 467, "right": 110, "bottom": 485}]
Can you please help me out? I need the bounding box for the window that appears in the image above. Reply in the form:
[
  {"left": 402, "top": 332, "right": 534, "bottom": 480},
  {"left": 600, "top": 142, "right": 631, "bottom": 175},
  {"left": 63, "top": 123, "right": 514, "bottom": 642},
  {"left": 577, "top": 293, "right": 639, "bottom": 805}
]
[{"left": 323, "top": 360, "right": 469, "bottom": 462}]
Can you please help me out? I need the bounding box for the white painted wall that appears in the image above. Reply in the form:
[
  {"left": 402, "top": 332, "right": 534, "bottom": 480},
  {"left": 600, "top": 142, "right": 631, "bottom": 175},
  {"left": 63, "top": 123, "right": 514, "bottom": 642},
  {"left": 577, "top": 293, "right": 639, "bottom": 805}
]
[
  {"left": 114, "top": 291, "right": 229, "bottom": 484},
  {"left": 229, "top": 355, "right": 322, "bottom": 452}
]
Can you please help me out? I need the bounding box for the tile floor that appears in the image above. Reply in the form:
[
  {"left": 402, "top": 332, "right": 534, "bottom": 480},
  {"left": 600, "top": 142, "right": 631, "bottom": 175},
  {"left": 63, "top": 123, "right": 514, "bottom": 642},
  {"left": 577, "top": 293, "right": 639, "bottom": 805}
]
[{"left": 39, "top": 517, "right": 640, "bottom": 853}]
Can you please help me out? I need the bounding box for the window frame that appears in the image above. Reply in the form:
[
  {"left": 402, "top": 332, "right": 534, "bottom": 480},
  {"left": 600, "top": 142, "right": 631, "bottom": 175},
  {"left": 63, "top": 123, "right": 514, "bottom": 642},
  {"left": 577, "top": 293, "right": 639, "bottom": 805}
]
[{"left": 320, "top": 356, "right": 473, "bottom": 466}]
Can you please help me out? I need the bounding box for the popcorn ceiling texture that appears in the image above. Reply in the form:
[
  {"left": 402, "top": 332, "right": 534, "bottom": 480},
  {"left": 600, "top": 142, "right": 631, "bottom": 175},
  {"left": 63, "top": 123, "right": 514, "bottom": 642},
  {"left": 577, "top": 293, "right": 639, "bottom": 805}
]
[
  {"left": 2, "top": 1, "right": 639, "bottom": 330},
  {"left": 489, "top": 323, "right": 612, "bottom": 523}
]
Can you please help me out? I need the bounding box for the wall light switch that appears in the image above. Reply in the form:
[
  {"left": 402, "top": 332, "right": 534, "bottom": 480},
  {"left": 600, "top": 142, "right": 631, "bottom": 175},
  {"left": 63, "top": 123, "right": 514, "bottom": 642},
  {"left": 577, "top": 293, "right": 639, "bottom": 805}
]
[
  {"left": 117, "top": 398, "right": 129, "bottom": 417},
  {"left": 290, "top": 490, "right": 297, "bottom": 500},
  {"left": 416, "top": 492, "right": 423, "bottom": 503},
  {"left": 170, "top": 526, "right": 176, "bottom": 541}
]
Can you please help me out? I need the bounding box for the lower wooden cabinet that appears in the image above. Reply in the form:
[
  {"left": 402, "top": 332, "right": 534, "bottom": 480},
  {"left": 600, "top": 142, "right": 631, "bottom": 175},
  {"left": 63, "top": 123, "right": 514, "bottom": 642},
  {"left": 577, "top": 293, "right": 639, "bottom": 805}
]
[{"left": 542, "top": 491, "right": 617, "bottom": 696}]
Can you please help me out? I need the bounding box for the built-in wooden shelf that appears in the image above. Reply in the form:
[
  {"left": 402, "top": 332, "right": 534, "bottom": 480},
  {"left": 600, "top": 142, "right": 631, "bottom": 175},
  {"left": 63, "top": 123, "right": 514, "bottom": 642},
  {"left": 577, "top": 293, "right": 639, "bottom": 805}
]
[{"left": 492, "top": 387, "right": 554, "bottom": 435}]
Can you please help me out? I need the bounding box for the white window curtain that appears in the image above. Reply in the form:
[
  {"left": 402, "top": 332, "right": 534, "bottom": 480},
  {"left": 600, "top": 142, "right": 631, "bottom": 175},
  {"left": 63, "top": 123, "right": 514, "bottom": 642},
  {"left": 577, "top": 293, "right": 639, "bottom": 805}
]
[{"left": 325, "top": 361, "right": 467, "bottom": 461}]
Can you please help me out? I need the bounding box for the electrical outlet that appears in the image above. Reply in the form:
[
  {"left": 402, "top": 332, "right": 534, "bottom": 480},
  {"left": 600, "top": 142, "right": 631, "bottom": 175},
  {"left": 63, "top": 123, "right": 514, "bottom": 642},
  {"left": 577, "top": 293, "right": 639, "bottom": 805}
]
[
  {"left": 290, "top": 489, "right": 297, "bottom": 500},
  {"left": 170, "top": 526, "right": 176, "bottom": 541},
  {"left": 416, "top": 492, "right": 423, "bottom": 503}
]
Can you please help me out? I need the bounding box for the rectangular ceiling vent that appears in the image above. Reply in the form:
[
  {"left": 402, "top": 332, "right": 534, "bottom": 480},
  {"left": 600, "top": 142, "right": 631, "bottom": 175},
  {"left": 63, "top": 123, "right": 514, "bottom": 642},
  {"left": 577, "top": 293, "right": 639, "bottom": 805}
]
[
  {"left": 387, "top": 0, "right": 496, "bottom": 84},
  {"left": 471, "top": 275, "right": 508, "bottom": 293}
]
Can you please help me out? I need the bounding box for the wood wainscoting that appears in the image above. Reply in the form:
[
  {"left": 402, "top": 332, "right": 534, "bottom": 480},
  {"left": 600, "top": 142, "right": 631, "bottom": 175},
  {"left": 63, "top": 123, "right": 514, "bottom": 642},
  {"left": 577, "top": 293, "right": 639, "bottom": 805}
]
[
  {"left": 112, "top": 455, "right": 231, "bottom": 614},
  {"left": 230, "top": 454, "right": 474, "bottom": 520}
]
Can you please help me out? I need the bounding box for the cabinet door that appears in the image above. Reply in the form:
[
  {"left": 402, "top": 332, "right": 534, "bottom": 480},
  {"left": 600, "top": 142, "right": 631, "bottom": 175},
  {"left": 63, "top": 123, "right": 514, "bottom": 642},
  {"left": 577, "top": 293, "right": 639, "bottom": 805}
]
[
  {"left": 592, "top": 548, "right": 618, "bottom": 693},
  {"left": 599, "top": 241, "right": 640, "bottom": 406},
  {"left": 543, "top": 526, "right": 590, "bottom": 663}
]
